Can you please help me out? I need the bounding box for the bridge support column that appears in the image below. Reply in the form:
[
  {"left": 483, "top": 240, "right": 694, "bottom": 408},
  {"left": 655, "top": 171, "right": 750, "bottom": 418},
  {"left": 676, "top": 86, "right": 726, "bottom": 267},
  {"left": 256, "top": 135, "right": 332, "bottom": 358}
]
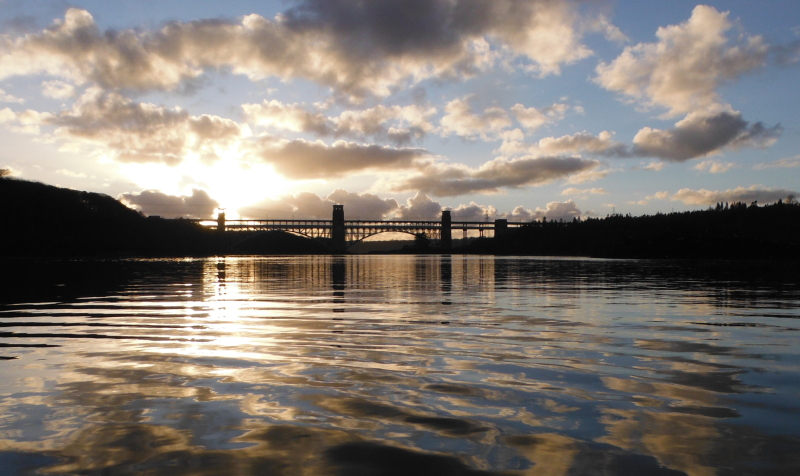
[
  {"left": 332, "top": 205, "right": 346, "bottom": 253},
  {"left": 217, "top": 210, "right": 226, "bottom": 233},
  {"left": 441, "top": 210, "right": 452, "bottom": 250},
  {"left": 494, "top": 219, "right": 508, "bottom": 238}
]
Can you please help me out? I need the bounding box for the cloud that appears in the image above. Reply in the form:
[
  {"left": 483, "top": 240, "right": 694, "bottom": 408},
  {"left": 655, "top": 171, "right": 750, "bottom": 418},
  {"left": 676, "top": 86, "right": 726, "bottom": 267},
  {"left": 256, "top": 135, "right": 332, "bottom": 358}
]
[
  {"left": 510, "top": 102, "right": 569, "bottom": 132},
  {"left": 631, "top": 191, "right": 670, "bottom": 206},
  {"left": 240, "top": 189, "right": 400, "bottom": 220},
  {"left": 0, "top": 3, "right": 600, "bottom": 98},
  {"left": 595, "top": 5, "right": 768, "bottom": 116},
  {"left": 533, "top": 130, "right": 628, "bottom": 156},
  {"left": 565, "top": 167, "right": 613, "bottom": 184},
  {"left": 586, "top": 14, "right": 629, "bottom": 44},
  {"left": 693, "top": 159, "right": 736, "bottom": 174},
  {"left": 440, "top": 95, "right": 511, "bottom": 140},
  {"left": 0, "top": 107, "right": 53, "bottom": 134},
  {"left": 561, "top": 187, "right": 607, "bottom": 197},
  {"left": 670, "top": 186, "right": 797, "bottom": 206},
  {"left": 43, "top": 88, "right": 245, "bottom": 165},
  {"left": 0, "top": 165, "right": 21, "bottom": 177},
  {"left": 754, "top": 155, "right": 800, "bottom": 169},
  {"left": 502, "top": 110, "right": 779, "bottom": 162},
  {"left": 242, "top": 100, "right": 436, "bottom": 145},
  {"left": 327, "top": 189, "right": 399, "bottom": 220},
  {"left": 41, "top": 80, "right": 75, "bottom": 99},
  {"left": 242, "top": 100, "right": 332, "bottom": 135},
  {"left": 119, "top": 188, "right": 220, "bottom": 218},
  {"left": 252, "top": 137, "right": 428, "bottom": 180},
  {"left": 395, "top": 192, "right": 443, "bottom": 221},
  {"left": 643, "top": 161, "right": 665, "bottom": 171},
  {"left": 506, "top": 200, "right": 582, "bottom": 222},
  {"left": 631, "top": 109, "right": 780, "bottom": 161},
  {"left": 771, "top": 40, "right": 800, "bottom": 66},
  {"left": 394, "top": 155, "right": 600, "bottom": 196},
  {"left": 0, "top": 88, "right": 24, "bottom": 104}
]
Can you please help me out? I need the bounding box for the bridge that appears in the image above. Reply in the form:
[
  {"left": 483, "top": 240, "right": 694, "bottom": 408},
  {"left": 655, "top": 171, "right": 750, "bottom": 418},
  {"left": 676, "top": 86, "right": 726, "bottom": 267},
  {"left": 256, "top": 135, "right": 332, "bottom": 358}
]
[{"left": 196, "top": 205, "right": 528, "bottom": 252}]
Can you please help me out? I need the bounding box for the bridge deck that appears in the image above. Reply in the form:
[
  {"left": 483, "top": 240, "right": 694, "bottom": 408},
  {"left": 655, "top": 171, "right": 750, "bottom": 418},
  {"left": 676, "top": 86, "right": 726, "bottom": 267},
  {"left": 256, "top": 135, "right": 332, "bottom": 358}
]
[{"left": 193, "top": 219, "right": 529, "bottom": 230}]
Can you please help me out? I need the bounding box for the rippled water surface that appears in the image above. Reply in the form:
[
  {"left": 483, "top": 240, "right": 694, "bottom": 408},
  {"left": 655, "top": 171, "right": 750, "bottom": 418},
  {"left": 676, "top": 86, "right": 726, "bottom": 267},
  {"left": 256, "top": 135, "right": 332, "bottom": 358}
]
[{"left": 1, "top": 256, "right": 799, "bottom": 475}]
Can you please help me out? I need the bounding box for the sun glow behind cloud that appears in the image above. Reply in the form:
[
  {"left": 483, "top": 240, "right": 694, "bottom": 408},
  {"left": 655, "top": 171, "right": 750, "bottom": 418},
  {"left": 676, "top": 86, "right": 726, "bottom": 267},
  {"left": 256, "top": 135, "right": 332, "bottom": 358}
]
[{"left": 119, "top": 154, "right": 293, "bottom": 218}]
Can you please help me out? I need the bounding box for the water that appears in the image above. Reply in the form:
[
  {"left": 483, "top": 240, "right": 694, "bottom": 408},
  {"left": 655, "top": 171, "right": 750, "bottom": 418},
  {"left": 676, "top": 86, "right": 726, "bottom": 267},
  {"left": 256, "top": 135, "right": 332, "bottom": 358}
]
[{"left": 0, "top": 255, "right": 799, "bottom": 475}]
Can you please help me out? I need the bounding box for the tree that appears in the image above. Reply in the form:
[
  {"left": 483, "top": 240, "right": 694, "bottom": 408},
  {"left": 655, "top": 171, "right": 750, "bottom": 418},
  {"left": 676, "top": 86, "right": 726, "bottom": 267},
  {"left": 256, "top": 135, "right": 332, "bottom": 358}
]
[{"left": 413, "top": 233, "right": 430, "bottom": 249}]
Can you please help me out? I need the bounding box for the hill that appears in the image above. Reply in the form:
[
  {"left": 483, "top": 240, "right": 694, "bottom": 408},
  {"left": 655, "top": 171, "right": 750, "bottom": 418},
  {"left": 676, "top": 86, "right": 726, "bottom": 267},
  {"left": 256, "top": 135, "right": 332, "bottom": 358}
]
[{"left": 0, "top": 178, "right": 327, "bottom": 257}]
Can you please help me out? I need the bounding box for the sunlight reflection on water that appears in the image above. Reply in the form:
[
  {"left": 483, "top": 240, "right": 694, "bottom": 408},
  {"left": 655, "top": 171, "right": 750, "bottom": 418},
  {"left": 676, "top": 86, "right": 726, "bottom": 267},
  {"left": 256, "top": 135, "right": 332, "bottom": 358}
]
[{"left": 0, "top": 255, "right": 799, "bottom": 475}]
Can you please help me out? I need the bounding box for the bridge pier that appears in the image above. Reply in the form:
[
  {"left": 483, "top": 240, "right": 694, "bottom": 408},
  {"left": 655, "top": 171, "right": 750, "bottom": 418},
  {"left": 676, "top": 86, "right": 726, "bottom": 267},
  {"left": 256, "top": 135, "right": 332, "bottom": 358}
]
[
  {"left": 441, "top": 210, "right": 452, "bottom": 250},
  {"left": 494, "top": 219, "right": 508, "bottom": 237},
  {"left": 332, "top": 205, "right": 346, "bottom": 253},
  {"left": 217, "top": 210, "right": 226, "bottom": 233}
]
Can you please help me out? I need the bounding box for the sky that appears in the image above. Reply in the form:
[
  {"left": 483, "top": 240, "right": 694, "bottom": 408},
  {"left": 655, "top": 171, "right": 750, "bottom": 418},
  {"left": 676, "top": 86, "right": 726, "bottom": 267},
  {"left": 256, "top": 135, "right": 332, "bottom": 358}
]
[{"left": 1, "top": 0, "right": 798, "bottom": 222}]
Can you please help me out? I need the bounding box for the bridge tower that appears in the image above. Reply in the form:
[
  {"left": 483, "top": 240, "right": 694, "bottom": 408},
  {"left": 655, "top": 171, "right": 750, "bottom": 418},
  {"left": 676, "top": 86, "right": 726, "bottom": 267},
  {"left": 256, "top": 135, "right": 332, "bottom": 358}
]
[
  {"left": 494, "top": 218, "right": 508, "bottom": 237},
  {"left": 332, "top": 205, "right": 346, "bottom": 253},
  {"left": 216, "top": 209, "right": 226, "bottom": 233},
  {"left": 441, "top": 210, "right": 452, "bottom": 250}
]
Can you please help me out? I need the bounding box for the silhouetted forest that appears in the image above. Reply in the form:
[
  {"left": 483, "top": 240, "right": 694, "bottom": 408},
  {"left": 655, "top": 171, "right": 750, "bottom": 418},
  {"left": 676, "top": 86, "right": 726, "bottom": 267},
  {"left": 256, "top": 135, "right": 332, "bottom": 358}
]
[
  {"left": 464, "top": 201, "right": 800, "bottom": 260},
  {"left": 2, "top": 176, "right": 798, "bottom": 259},
  {"left": 0, "top": 178, "right": 324, "bottom": 257}
]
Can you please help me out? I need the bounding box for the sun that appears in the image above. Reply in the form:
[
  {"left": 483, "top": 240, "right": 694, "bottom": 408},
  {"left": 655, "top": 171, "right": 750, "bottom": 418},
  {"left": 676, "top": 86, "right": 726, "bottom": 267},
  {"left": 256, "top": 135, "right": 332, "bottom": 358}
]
[{"left": 118, "top": 153, "right": 293, "bottom": 219}]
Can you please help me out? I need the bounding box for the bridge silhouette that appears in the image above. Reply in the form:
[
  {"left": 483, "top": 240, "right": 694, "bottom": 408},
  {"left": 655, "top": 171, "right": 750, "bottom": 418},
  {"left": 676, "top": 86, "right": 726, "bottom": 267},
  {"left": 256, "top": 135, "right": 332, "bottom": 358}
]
[{"left": 199, "top": 205, "right": 528, "bottom": 252}]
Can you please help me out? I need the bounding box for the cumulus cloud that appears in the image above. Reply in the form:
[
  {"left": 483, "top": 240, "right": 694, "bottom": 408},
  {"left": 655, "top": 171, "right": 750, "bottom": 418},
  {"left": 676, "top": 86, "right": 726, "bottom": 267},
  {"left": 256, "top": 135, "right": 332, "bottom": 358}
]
[
  {"left": 43, "top": 88, "right": 245, "bottom": 165},
  {"left": 631, "top": 191, "right": 670, "bottom": 206},
  {"left": 242, "top": 100, "right": 331, "bottom": 135},
  {"left": 242, "top": 100, "right": 436, "bottom": 145},
  {"left": 643, "top": 161, "right": 665, "bottom": 171},
  {"left": 0, "top": 2, "right": 600, "bottom": 98},
  {"left": 394, "top": 155, "right": 600, "bottom": 196},
  {"left": 533, "top": 130, "right": 628, "bottom": 156},
  {"left": 119, "top": 188, "right": 220, "bottom": 218},
  {"left": 510, "top": 102, "right": 569, "bottom": 132},
  {"left": 327, "top": 189, "right": 399, "bottom": 220},
  {"left": 631, "top": 109, "right": 780, "bottom": 161},
  {"left": 0, "top": 88, "right": 24, "bottom": 104},
  {"left": 41, "top": 80, "right": 75, "bottom": 99},
  {"left": 395, "top": 192, "right": 443, "bottom": 220},
  {"left": 440, "top": 95, "right": 511, "bottom": 140},
  {"left": 240, "top": 189, "right": 399, "bottom": 220},
  {"left": 0, "top": 107, "right": 53, "bottom": 134},
  {"left": 693, "top": 159, "right": 736, "bottom": 174},
  {"left": 502, "top": 109, "right": 779, "bottom": 162},
  {"left": 670, "top": 186, "right": 797, "bottom": 206},
  {"left": 564, "top": 167, "right": 613, "bottom": 184},
  {"left": 237, "top": 189, "right": 400, "bottom": 220},
  {"left": 595, "top": 5, "right": 768, "bottom": 116},
  {"left": 506, "top": 200, "right": 582, "bottom": 222},
  {"left": 252, "top": 137, "right": 428, "bottom": 180}
]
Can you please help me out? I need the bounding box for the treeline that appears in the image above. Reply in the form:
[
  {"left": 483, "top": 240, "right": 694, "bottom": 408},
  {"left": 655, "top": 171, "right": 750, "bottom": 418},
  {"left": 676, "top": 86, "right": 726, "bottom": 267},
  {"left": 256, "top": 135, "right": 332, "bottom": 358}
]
[
  {"left": 1, "top": 177, "right": 334, "bottom": 257},
  {"left": 464, "top": 200, "right": 800, "bottom": 260},
  {"left": 3, "top": 176, "right": 798, "bottom": 259},
  {"left": 1, "top": 177, "right": 220, "bottom": 257}
]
